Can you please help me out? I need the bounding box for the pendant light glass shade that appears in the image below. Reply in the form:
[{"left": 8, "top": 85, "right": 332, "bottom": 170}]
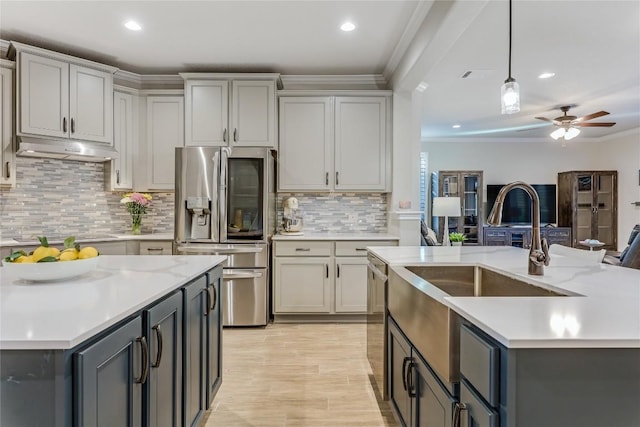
[
  {"left": 501, "top": 78, "right": 520, "bottom": 114},
  {"left": 550, "top": 126, "right": 581, "bottom": 141},
  {"left": 550, "top": 127, "right": 565, "bottom": 140}
]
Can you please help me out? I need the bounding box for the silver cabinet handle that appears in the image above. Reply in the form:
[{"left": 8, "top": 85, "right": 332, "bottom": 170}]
[
  {"left": 116, "top": 169, "right": 120, "bottom": 184},
  {"left": 233, "top": 128, "right": 238, "bottom": 142},
  {"left": 62, "top": 117, "right": 67, "bottom": 133},
  {"left": 4, "top": 161, "right": 9, "bottom": 179},
  {"left": 146, "top": 247, "right": 165, "bottom": 254},
  {"left": 326, "top": 172, "right": 329, "bottom": 185},
  {"left": 71, "top": 118, "right": 75, "bottom": 133},
  {"left": 223, "top": 128, "right": 227, "bottom": 142}
]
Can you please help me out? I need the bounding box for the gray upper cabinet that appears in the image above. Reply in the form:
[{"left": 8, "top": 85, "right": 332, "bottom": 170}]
[
  {"left": 106, "top": 90, "right": 136, "bottom": 190},
  {"left": 278, "top": 94, "right": 391, "bottom": 192},
  {"left": 182, "top": 74, "right": 278, "bottom": 148},
  {"left": 12, "top": 42, "right": 116, "bottom": 144},
  {"left": 0, "top": 62, "right": 15, "bottom": 188}
]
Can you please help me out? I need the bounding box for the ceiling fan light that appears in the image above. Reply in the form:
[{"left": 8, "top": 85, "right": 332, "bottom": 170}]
[
  {"left": 550, "top": 127, "right": 566, "bottom": 140},
  {"left": 564, "top": 127, "right": 581, "bottom": 140},
  {"left": 501, "top": 79, "right": 520, "bottom": 114}
]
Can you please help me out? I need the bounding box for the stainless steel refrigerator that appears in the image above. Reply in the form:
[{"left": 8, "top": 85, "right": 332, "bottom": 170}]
[{"left": 174, "top": 146, "right": 275, "bottom": 326}]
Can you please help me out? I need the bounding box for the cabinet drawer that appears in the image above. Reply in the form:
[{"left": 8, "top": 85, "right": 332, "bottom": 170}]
[
  {"left": 460, "top": 379, "right": 499, "bottom": 427},
  {"left": 274, "top": 241, "right": 331, "bottom": 257},
  {"left": 484, "top": 229, "right": 508, "bottom": 237},
  {"left": 139, "top": 240, "right": 173, "bottom": 255},
  {"left": 335, "top": 240, "right": 397, "bottom": 256},
  {"left": 460, "top": 324, "right": 499, "bottom": 407}
]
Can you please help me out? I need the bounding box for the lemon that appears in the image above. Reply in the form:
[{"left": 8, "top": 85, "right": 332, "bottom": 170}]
[
  {"left": 47, "top": 247, "right": 61, "bottom": 258},
  {"left": 78, "top": 247, "right": 99, "bottom": 259},
  {"left": 17, "top": 256, "right": 35, "bottom": 263},
  {"left": 31, "top": 246, "right": 49, "bottom": 262},
  {"left": 59, "top": 249, "right": 79, "bottom": 261}
]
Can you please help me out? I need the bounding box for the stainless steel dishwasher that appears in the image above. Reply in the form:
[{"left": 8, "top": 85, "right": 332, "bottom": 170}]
[{"left": 366, "top": 252, "right": 389, "bottom": 400}]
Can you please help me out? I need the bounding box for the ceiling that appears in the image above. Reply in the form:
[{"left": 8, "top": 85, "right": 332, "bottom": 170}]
[{"left": 1, "top": 0, "right": 639, "bottom": 142}]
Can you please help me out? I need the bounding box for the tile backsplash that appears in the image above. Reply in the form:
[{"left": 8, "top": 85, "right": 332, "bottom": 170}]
[
  {"left": 1, "top": 158, "right": 389, "bottom": 240},
  {"left": 276, "top": 193, "right": 388, "bottom": 233},
  {"left": 0, "top": 157, "right": 174, "bottom": 240}
]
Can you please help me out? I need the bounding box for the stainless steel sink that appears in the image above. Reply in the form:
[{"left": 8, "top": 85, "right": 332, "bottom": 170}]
[
  {"left": 388, "top": 265, "right": 568, "bottom": 385},
  {"left": 405, "top": 265, "right": 567, "bottom": 297}
]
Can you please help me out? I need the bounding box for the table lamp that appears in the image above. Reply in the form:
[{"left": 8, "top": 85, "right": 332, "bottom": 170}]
[{"left": 432, "top": 197, "right": 461, "bottom": 246}]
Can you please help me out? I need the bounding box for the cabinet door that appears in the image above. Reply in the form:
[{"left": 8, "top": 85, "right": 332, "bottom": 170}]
[
  {"left": 145, "top": 291, "right": 183, "bottom": 427},
  {"left": 278, "top": 97, "right": 333, "bottom": 191},
  {"left": 75, "top": 316, "right": 144, "bottom": 427},
  {"left": 388, "top": 319, "right": 413, "bottom": 427},
  {"left": 18, "top": 52, "right": 69, "bottom": 138},
  {"left": 69, "top": 64, "right": 113, "bottom": 143},
  {"left": 206, "top": 267, "right": 223, "bottom": 407},
  {"left": 184, "top": 80, "right": 228, "bottom": 146},
  {"left": 183, "top": 276, "right": 208, "bottom": 427},
  {"left": 335, "top": 257, "right": 368, "bottom": 313},
  {"left": 273, "top": 257, "right": 331, "bottom": 313},
  {"left": 230, "top": 80, "right": 275, "bottom": 147},
  {"left": 146, "top": 96, "right": 184, "bottom": 190},
  {"left": 334, "top": 97, "right": 387, "bottom": 191},
  {"left": 0, "top": 66, "right": 15, "bottom": 188},
  {"left": 575, "top": 173, "right": 595, "bottom": 244},
  {"left": 594, "top": 172, "right": 616, "bottom": 248},
  {"left": 109, "top": 91, "right": 135, "bottom": 190},
  {"left": 413, "top": 355, "right": 455, "bottom": 427},
  {"left": 459, "top": 379, "right": 499, "bottom": 427}
]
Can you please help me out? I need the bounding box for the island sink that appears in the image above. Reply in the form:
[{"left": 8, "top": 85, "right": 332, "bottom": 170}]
[
  {"left": 404, "top": 265, "right": 567, "bottom": 297},
  {"left": 388, "top": 265, "right": 570, "bottom": 385}
]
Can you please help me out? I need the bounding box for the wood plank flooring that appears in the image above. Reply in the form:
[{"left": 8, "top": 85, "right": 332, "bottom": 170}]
[{"left": 203, "top": 323, "right": 398, "bottom": 427}]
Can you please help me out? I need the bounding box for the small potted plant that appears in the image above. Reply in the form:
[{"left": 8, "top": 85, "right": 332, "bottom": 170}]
[{"left": 449, "top": 232, "right": 467, "bottom": 246}]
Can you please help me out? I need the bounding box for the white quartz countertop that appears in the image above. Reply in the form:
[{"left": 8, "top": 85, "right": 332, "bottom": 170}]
[
  {"left": 272, "top": 232, "right": 399, "bottom": 241},
  {"left": 0, "top": 255, "right": 226, "bottom": 350},
  {"left": 0, "top": 233, "right": 174, "bottom": 247},
  {"left": 368, "top": 245, "right": 640, "bottom": 349}
]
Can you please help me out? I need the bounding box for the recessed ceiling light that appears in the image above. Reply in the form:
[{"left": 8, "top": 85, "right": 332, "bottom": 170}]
[
  {"left": 452, "top": 124, "right": 461, "bottom": 129},
  {"left": 538, "top": 72, "right": 555, "bottom": 79},
  {"left": 124, "top": 20, "right": 142, "bottom": 31},
  {"left": 340, "top": 22, "right": 356, "bottom": 32}
]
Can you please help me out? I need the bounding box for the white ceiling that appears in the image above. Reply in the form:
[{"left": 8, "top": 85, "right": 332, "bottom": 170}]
[{"left": 1, "top": 0, "right": 639, "bottom": 142}]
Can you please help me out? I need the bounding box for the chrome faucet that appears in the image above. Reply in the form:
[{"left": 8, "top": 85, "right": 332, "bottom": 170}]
[{"left": 487, "top": 181, "right": 550, "bottom": 275}]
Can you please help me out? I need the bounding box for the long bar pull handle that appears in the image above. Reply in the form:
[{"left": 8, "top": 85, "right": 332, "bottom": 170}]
[
  {"left": 135, "top": 336, "right": 149, "bottom": 384},
  {"left": 116, "top": 169, "right": 120, "bottom": 184},
  {"left": 233, "top": 128, "right": 238, "bottom": 142},
  {"left": 205, "top": 287, "right": 213, "bottom": 316},
  {"left": 151, "top": 325, "right": 163, "bottom": 368},
  {"left": 62, "top": 117, "right": 67, "bottom": 133},
  {"left": 632, "top": 202, "right": 640, "bottom": 206},
  {"left": 325, "top": 264, "right": 329, "bottom": 278},
  {"left": 336, "top": 171, "right": 339, "bottom": 185},
  {"left": 326, "top": 172, "right": 329, "bottom": 186},
  {"left": 70, "top": 118, "right": 75, "bottom": 134},
  {"left": 211, "top": 285, "right": 217, "bottom": 311},
  {"left": 295, "top": 248, "right": 311, "bottom": 252},
  {"left": 401, "top": 357, "right": 410, "bottom": 391},
  {"left": 4, "top": 161, "right": 9, "bottom": 179},
  {"left": 407, "top": 361, "right": 417, "bottom": 398},
  {"left": 337, "top": 264, "right": 340, "bottom": 278},
  {"left": 223, "top": 128, "right": 227, "bottom": 142},
  {"left": 453, "top": 402, "right": 468, "bottom": 427}
]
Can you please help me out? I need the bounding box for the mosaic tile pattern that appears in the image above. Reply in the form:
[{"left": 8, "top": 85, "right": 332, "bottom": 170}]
[
  {"left": 276, "top": 193, "right": 388, "bottom": 233},
  {"left": 0, "top": 157, "right": 174, "bottom": 240}
]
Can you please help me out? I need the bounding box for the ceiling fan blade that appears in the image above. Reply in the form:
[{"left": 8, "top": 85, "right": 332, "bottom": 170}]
[
  {"left": 535, "top": 116, "right": 562, "bottom": 126},
  {"left": 576, "top": 122, "right": 616, "bottom": 127},
  {"left": 575, "top": 111, "right": 609, "bottom": 122}
]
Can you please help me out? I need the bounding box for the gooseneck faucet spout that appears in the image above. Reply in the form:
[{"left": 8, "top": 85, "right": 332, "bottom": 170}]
[{"left": 487, "top": 181, "right": 550, "bottom": 275}]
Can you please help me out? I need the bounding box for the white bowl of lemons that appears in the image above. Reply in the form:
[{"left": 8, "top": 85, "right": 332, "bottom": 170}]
[{"left": 2, "top": 236, "right": 100, "bottom": 282}]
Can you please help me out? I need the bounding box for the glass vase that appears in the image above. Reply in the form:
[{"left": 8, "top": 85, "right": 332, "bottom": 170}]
[{"left": 131, "top": 214, "right": 142, "bottom": 235}]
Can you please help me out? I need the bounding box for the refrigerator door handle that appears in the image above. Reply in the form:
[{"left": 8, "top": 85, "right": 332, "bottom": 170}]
[
  {"left": 212, "top": 149, "right": 221, "bottom": 242},
  {"left": 219, "top": 147, "right": 230, "bottom": 242}
]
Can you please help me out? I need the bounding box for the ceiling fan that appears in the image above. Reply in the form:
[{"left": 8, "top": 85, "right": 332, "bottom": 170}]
[{"left": 535, "top": 106, "right": 616, "bottom": 141}]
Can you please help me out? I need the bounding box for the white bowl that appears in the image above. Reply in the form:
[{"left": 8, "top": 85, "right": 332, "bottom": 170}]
[{"left": 1, "top": 257, "right": 99, "bottom": 282}]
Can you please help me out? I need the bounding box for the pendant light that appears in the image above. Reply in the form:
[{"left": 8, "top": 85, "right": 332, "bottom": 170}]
[{"left": 501, "top": 0, "right": 520, "bottom": 114}]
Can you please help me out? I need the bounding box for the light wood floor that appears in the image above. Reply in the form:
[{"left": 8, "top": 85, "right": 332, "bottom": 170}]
[{"left": 203, "top": 323, "right": 398, "bottom": 427}]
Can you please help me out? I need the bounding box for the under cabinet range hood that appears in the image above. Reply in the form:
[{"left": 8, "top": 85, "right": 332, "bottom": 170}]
[{"left": 16, "top": 137, "right": 119, "bottom": 162}]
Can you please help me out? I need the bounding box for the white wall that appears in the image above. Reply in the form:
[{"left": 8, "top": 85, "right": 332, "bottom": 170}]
[{"left": 423, "top": 129, "right": 640, "bottom": 250}]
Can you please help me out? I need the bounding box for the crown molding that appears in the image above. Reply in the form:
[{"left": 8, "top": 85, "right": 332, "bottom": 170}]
[
  {"left": 114, "top": 70, "right": 183, "bottom": 89},
  {"left": 280, "top": 74, "right": 387, "bottom": 90}
]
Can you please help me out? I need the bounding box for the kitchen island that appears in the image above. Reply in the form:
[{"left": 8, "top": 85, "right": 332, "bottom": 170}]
[
  {"left": 368, "top": 245, "right": 640, "bottom": 427},
  {"left": 0, "top": 255, "right": 226, "bottom": 427}
]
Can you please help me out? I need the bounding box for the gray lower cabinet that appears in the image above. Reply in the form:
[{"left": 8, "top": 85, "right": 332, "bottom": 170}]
[
  {"left": 482, "top": 226, "right": 571, "bottom": 248},
  {"left": 389, "top": 317, "right": 455, "bottom": 427},
  {"left": 75, "top": 316, "right": 145, "bottom": 427},
  {"left": 183, "top": 276, "right": 208, "bottom": 427},
  {"left": 206, "top": 269, "right": 222, "bottom": 406},
  {"left": 145, "top": 291, "right": 183, "bottom": 427}
]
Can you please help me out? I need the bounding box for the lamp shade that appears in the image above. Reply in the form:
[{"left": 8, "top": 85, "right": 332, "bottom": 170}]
[{"left": 432, "top": 197, "right": 461, "bottom": 217}]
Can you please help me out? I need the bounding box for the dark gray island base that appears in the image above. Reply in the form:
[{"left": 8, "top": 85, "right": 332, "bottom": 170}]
[{"left": 1, "top": 264, "right": 223, "bottom": 427}]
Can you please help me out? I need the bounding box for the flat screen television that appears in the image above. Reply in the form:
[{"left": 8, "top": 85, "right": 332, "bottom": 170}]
[{"left": 486, "top": 184, "right": 557, "bottom": 225}]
